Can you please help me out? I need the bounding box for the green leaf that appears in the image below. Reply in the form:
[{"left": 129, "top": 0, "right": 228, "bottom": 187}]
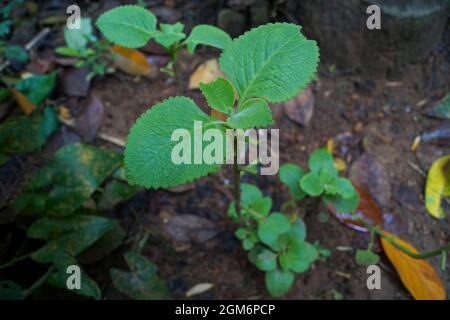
[
  {"left": 227, "top": 201, "right": 239, "bottom": 223},
  {"left": 427, "top": 93, "right": 450, "bottom": 119},
  {"left": 27, "top": 215, "right": 116, "bottom": 263},
  {"left": 124, "top": 97, "right": 225, "bottom": 189},
  {"left": 258, "top": 212, "right": 291, "bottom": 248},
  {"left": 220, "top": 23, "right": 319, "bottom": 104},
  {"left": 64, "top": 17, "right": 93, "bottom": 51},
  {"left": 0, "top": 106, "right": 58, "bottom": 155},
  {"left": 154, "top": 22, "right": 186, "bottom": 49},
  {"left": 355, "top": 249, "right": 380, "bottom": 266},
  {"left": 110, "top": 252, "right": 169, "bottom": 299},
  {"left": 14, "top": 143, "right": 121, "bottom": 216},
  {"left": 227, "top": 98, "right": 273, "bottom": 129},
  {"left": 253, "top": 247, "right": 278, "bottom": 272},
  {"left": 251, "top": 197, "right": 272, "bottom": 216},
  {"left": 300, "top": 171, "right": 323, "bottom": 196},
  {"left": 96, "top": 5, "right": 157, "bottom": 48},
  {"left": 279, "top": 239, "right": 318, "bottom": 273},
  {"left": 235, "top": 228, "right": 247, "bottom": 240},
  {"left": 326, "top": 177, "right": 356, "bottom": 199},
  {"left": 97, "top": 177, "right": 142, "bottom": 210},
  {"left": 5, "top": 45, "right": 28, "bottom": 63},
  {"left": 279, "top": 163, "right": 305, "bottom": 200},
  {"left": 265, "top": 269, "right": 294, "bottom": 297},
  {"left": 289, "top": 218, "right": 306, "bottom": 241},
  {"left": 15, "top": 73, "right": 56, "bottom": 105},
  {"left": 186, "top": 24, "right": 232, "bottom": 53},
  {"left": 241, "top": 183, "right": 263, "bottom": 206},
  {"left": 47, "top": 255, "right": 101, "bottom": 299},
  {"left": 243, "top": 238, "right": 255, "bottom": 250},
  {"left": 55, "top": 47, "right": 83, "bottom": 57},
  {"left": 323, "top": 191, "right": 360, "bottom": 213},
  {"left": 199, "top": 77, "right": 235, "bottom": 114},
  {"left": 0, "top": 281, "right": 24, "bottom": 300},
  {"left": 308, "top": 148, "right": 337, "bottom": 177}
]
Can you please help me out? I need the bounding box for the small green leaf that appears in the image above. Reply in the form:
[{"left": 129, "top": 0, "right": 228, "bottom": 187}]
[
  {"left": 265, "top": 269, "right": 294, "bottom": 297},
  {"left": 254, "top": 248, "right": 278, "bottom": 272},
  {"left": 110, "top": 252, "right": 169, "bottom": 300},
  {"left": 251, "top": 197, "right": 272, "bottom": 216},
  {"left": 220, "top": 23, "right": 319, "bottom": 104},
  {"left": 308, "top": 148, "right": 337, "bottom": 177},
  {"left": 243, "top": 238, "right": 255, "bottom": 250},
  {"left": 125, "top": 97, "right": 225, "bottom": 188},
  {"left": 326, "top": 177, "right": 356, "bottom": 199},
  {"left": 355, "top": 249, "right": 380, "bottom": 266},
  {"left": 64, "top": 17, "right": 93, "bottom": 51},
  {"left": 15, "top": 73, "right": 56, "bottom": 105},
  {"left": 227, "top": 98, "right": 273, "bottom": 129},
  {"left": 279, "top": 239, "right": 318, "bottom": 273},
  {"left": 55, "top": 47, "right": 83, "bottom": 57},
  {"left": 5, "top": 45, "right": 28, "bottom": 63},
  {"left": 258, "top": 212, "right": 291, "bottom": 248},
  {"left": 97, "top": 176, "right": 142, "bottom": 210},
  {"left": 241, "top": 183, "right": 263, "bottom": 206},
  {"left": 323, "top": 191, "right": 360, "bottom": 213},
  {"left": 427, "top": 93, "right": 450, "bottom": 119},
  {"left": 300, "top": 171, "right": 323, "bottom": 196},
  {"left": 289, "top": 218, "right": 306, "bottom": 241},
  {"left": 235, "top": 228, "right": 247, "bottom": 240},
  {"left": 154, "top": 22, "right": 186, "bottom": 49},
  {"left": 279, "top": 163, "right": 305, "bottom": 200},
  {"left": 199, "top": 77, "right": 235, "bottom": 114},
  {"left": 186, "top": 24, "right": 232, "bottom": 53},
  {"left": 96, "top": 5, "right": 157, "bottom": 48},
  {"left": 227, "top": 201, "right": 239, "bottom": 223}
]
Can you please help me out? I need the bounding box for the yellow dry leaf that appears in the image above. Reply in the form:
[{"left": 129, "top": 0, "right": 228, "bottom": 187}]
[
  {"left": 110, "top": 45, "right": 151, "bottom": 76},
  {"left": 185, "top": 283, "right": 214, "bottom": 298},
  {"left": 380, "top": 231, "right": 446, "bottom": 300},
  {"left": 189, "top": 58, "right": 224, "bottom": 89},
  {"left": 58, "top": 105, "right": 71, "bottom": 120},
  {"left": 425, "top": 155, "right": 450, "bottom": 219},
  {"left": 10, "top": 88, "right": 36, "bottom": 115},
  {"left": 334, "top": 158, "right": 347, "bottom": 172},
  {"left": 411, "top": 136, "right": 421, "bottom": 151},
  {"left": 326, "top": 138, "right": 335, "bottom": 154}
]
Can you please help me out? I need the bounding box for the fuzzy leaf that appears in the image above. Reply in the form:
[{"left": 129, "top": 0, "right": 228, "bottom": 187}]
[
  {"left": 96, "top": 5, "right": 157, "bottom": 48},
  {"left": 199, "top": 77, "right": 234, "bottom": 114},
  {"left": 186, "top": 24, "right": 232, "bottom": 53},
  {"left": 124, "top": 97, "right": 225, "bottom": 188},
  {"left": 220, "top": 23, "right": 319, "bottom": 104},
  {"left": 227, "top": 98, "right": 273, "bottom": 129},
  {"left": 265, "top": 269, "right": 294, "bottom": 297},
  {"left": 279, "top": 163, "right": 305, "bottom": 200}
]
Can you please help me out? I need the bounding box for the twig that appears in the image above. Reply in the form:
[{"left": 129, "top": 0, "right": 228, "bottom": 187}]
[{"left": 0, "top": 27, "right": 51, "bottom": 73}]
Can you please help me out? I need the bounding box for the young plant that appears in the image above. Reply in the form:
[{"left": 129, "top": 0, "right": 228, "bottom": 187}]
[
  {"left": 96, "top": 5, "right": 232, "bottom": 93},
  {"left": 55, "top": 17, "right": 112, "bottom": 80}
]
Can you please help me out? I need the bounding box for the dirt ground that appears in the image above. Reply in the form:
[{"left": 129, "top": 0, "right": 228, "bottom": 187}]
[{"left": 1, "top": 1, "right": 450, "bottom": 300}]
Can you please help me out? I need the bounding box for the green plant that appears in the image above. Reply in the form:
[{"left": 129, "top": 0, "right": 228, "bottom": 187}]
[
  {"left": 117, "top": 19, "right": 321, "bottom": 297},
  {"left": 55, "top": 17, "right": 112, "bottom": 80},
  {"left": 96, "top": 5, "right": 232, "bottom": 93}
]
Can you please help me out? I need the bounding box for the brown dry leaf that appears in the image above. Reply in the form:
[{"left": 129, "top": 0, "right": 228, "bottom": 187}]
[
  {"left": 211, "top": 109, "right": 227, "bottom": 121},
  {"left": 75, "top": 94, "right": 104, "bottom": 142},
  {"left": 110, "top": 45, "right": 151, "bottom": 77},
  {"left": 380, "top": 231, "right": 446, "bottom": 300},
  {"left": 283, "top": 86, "right": 314, "bottom": 126},
  {"left": 189, "top": 59, "right": 224, "bottom": 89},
  {"left": 10, "top": 88, "right": 36, "bottom": 115}
]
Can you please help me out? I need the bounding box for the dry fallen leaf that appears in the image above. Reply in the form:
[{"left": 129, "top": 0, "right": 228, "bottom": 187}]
[
  {"left": 425, "top": 155, "right": 450, "bottom": 219},
  {"left": 380, "top": 231, "right": 446, "bottom": 300},
  {"left": 189, "top": 58, "right": 224, "bottom": 89},
  {"left": 110, "top": 45, "right": 152, "bottom": 77},
  {"left": 185, "top": 283, "right": 214, "bottom": 298},
  {"left": 10, "top": 88, "right": 36, "bottom": 115}
]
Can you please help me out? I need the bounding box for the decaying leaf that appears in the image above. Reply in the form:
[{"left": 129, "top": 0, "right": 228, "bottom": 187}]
[
  {"left": 425, "top": 155, "right": 450, "bottom": 219},
  {"left": 283, "top": 86, "right": 314, "bottom": 126},
  {"left": 380, "top": 231, "right": 446, "bottom": 300},
  {"left": 188, "top": 58, "right": 224, "bottom": 89},
  {"left": 10, "top": 88, "right": 36, "bottom": 115},
  {"left": 328, "top": 184, "right": 383, "bottom": 232},
  {"left": 110, "top": 45, "right": 152, "bottom": 76}
]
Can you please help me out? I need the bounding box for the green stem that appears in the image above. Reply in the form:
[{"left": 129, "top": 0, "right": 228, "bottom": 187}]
[
  {"left": 169, "top": 46, "right": 182, "bottom": 96},
  {"left": 241, "top": 205, "right": 266, "bottom": 221},
  {"left": 0, "top": 252, "right": 33, "bottom": 270},
  {"left": 22, "top": 266, "right": 54, "bottom": 298}
]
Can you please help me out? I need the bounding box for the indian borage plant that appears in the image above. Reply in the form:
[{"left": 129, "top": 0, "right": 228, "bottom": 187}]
[
  {"left": 96, "top": 5, "right": 232, "bottom": 93},
  {"left": 96, "top": 5, "right": 326, "bottom": 297}
]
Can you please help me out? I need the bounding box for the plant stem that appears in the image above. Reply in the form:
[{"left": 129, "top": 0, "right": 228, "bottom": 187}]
[
  {"left": 373, "top": 227, "right": 450, "bottom": 259},
  {"left": 169, "top": 47, "right": 182, "bottom": 96},
  {"left": 22, "top": 265, "right": 54, "bottom": 298},
  {"left": 232, "top": 132, "right": 241, "bottom": 216},
  {"left": 0, "top": 252, "right": 33, "bottom": 270}
]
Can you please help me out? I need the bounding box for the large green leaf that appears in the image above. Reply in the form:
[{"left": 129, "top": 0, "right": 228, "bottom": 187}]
[
  {"left": 110, "top": 252, "right": 169, "bottom": 300},
  {"left": 186, "top": 24, "right": 232, "bottom": 53},
  {"left": 15, "top": 73, "right": 56, "bottom": 105},
  {"left": 220, "top": 23, "right": 319, "bottom": 104},
  {"left": 96, "top": 5, "right": 157, "bottom": 48},
  {"left": 124, "top": 97, "right": 225, "bottom": 188},
  {"left": 199, "top": 77, "right": 235, "bottom": 114},
  {"left": 0, "top": 106, "right": 58, "bottom": 155},
  {"left": 64, "top": 17, "right": 93, "bottom": 51},
  {"left": 14, "top": 143, "right": 121, "bottom": 216},
  {"left": 227, "top": 98, "right": 273, "bottom": 129},
  {"left": 27, "top": 214, "right": 117, "bottom": 263}
]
